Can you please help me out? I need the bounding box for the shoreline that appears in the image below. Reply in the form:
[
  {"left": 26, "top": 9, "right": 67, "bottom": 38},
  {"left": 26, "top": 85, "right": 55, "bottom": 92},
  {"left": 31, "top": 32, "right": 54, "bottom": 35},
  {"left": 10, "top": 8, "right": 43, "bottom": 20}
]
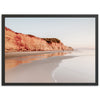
[
  {"left": 5, "top": 50, "right": 72, "bottom": 58},
  {"left": 5, "top": 49, "right": 95, "bottom": 83},
  {"left": 5, "top": 55, "right": 76, "bottom": 83}
]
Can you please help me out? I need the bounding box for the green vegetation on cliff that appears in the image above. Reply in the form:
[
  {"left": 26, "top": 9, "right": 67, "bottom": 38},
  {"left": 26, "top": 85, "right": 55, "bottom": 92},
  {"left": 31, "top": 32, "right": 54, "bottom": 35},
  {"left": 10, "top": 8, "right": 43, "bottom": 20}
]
[{"left": 42, "top": 38, "right": 61, "bottom": 43}]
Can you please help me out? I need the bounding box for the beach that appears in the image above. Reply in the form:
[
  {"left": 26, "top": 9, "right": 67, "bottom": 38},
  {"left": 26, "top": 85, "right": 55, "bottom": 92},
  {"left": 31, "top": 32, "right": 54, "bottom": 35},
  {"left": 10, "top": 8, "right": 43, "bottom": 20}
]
[
  {"left": 5, "top": 50, "right": 71, "bottom": 58},
  {"left": 5, "top": 49, "right": 95, "bottom": 83}
]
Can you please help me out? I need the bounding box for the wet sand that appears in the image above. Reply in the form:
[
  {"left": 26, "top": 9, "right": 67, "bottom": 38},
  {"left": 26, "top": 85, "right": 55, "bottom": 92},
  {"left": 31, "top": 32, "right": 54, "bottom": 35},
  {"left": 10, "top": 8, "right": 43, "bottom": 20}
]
[
  {"left": 5, "top": 55, "right": 76, "bottom": 83},
  {"left": 5, "top": 49, "right": 95, "bottom": 83},
  {"left": 5, "top": 51, "right": 70, "bottom": 71},
  {"left": 5, "top": 50, "right": 71, "bottom": 58}
]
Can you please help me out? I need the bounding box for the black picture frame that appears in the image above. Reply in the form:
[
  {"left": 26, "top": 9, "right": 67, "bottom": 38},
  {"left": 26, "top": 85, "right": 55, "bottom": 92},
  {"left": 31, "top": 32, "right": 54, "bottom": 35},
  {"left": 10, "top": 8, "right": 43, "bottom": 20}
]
[{"left": 2, "top": 14, "right": 98, "bottom": 86}]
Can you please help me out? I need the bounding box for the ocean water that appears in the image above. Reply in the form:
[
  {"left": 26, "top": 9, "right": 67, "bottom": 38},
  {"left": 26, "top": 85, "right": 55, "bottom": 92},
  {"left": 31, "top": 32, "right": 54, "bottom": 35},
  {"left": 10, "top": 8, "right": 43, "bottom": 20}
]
[
  {"left": 52, "top": 49, "right": 95, "bottom": 83},
  {"left": 5, "top": 49, "right": 95, "bottom": 83}
]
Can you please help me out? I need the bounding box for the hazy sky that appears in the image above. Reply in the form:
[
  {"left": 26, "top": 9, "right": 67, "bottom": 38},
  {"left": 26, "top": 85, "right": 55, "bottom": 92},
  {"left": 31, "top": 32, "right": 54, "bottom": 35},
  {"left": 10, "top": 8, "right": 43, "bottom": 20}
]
[{"left": 5, "top": 18, "right": 95, "bottom": 49}]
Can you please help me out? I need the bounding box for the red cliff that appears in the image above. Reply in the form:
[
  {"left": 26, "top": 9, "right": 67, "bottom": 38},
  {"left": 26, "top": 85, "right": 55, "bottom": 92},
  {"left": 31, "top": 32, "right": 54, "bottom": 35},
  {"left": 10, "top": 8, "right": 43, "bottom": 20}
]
[{"left": 5, "top": 27, "right": 73, "bottom": 52}]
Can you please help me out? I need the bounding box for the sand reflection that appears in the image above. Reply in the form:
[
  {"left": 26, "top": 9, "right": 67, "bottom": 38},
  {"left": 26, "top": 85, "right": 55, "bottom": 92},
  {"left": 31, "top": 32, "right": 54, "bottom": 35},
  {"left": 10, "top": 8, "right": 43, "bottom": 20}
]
[
  {"left": 5, "top": 53, "right": 75, "bottom": 83},
  {"left": 5, "top": 52, "right": 69, "bottom": 71}
]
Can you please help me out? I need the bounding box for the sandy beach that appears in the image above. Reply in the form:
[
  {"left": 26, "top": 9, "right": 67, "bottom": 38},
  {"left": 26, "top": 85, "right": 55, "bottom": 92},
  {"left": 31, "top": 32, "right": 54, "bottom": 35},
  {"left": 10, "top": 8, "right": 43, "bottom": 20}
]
[
  {"left": 5, "top": 49, "right": 95, "bottom": 83},
  {"left": 5, "top": 50, "right": 72, "bottom": 58}
]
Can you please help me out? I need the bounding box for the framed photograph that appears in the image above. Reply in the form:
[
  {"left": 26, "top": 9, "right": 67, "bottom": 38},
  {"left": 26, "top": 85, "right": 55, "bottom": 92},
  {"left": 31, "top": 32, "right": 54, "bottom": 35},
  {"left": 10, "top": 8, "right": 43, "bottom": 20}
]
[{"left": 2, "top": 14, "right": 98, "bottom": 86}]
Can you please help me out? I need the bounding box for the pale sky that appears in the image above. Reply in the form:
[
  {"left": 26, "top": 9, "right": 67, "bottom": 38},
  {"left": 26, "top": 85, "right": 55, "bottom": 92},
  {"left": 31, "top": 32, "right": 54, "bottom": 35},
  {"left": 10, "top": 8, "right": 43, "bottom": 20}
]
[{"left": 5, "top": 18, "right": 95, "bottom": 49}]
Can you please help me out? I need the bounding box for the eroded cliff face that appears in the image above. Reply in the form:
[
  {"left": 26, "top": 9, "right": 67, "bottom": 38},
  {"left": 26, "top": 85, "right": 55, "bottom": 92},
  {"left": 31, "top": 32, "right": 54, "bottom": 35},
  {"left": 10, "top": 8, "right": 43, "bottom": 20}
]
[{"left": 5, "top": 27, "right": 73, "bottom": 52}]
